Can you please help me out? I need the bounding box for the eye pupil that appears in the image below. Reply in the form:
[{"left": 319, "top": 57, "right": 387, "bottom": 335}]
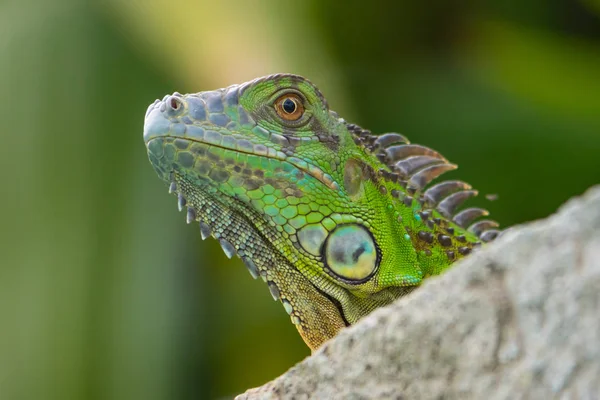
[
  {"left": 274, "top": 94, "right": 304, "bottom": 121},
  {"left": 282, "top": 98, "right": 296, "bottom": 114}
]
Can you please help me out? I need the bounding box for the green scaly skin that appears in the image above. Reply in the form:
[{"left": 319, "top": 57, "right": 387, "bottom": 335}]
[{"left": 143, "top": 74, "right": 500, "bottom": 350}]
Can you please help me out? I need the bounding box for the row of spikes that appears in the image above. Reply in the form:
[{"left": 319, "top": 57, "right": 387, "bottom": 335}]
[
  {"left": 347, "top": 124, "right": 501, "bottom": 243},
  {"left": 167, "top": 177, "right": 303, "bottom": 326},
  {"left": 168, "top": 179, "right": 292, "bottom": 305}
]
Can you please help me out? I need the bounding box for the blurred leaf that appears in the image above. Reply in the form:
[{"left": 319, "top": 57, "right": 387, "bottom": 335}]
[
  {"left": 582, "top": 0, "right": 600, "bottom": 15},
  {"left": 469, "top": 20, "right": 600, "bottom": 120},
  {"left": 0, "top": 2, "right": 193, "bottom": 399}
]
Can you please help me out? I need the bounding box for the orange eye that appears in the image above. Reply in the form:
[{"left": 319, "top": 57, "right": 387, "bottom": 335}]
[{"left": 274, "top": 94, "right": 304, "bottom": 121}]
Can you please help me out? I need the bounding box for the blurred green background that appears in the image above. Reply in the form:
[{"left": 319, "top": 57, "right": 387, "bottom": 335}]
[{"left": 1, "top": 0, "right": 599, "bottom": 399}]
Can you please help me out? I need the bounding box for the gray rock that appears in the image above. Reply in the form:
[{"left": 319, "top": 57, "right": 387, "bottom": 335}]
[{"left": 237, "top": 186, "right": 600, "bottom": 400}]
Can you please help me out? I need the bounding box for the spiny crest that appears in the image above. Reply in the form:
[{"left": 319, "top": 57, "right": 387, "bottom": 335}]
[{"left": 347, "top": 123, "right": 501, "bottom": 243}]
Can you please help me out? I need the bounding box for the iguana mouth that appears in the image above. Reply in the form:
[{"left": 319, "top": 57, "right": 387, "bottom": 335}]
[{"left": 144, "top": 100, "right": 340, "bottom": 192}]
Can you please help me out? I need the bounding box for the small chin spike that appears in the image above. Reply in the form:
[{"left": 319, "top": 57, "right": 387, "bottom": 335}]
[
  {"left": 168, "top": 182, "right": 177, "bottom": 194},
  {"left": 219, "top": 238, "right": 236, "bottom": 259},
  {"left": 199, "top": 221, "right": 211, "bottom": 240},
  {"left": 242, "top": 257, "right": 259, "bottom": 279},
  {"left": 186, "top": 208, "right": 196, "bottom": 224},
  {"left": 177, "top": 194, "right": 186, "bottom": 211},
  {"left": 267, "top": 281, "right": 280, "bottom": 301}
]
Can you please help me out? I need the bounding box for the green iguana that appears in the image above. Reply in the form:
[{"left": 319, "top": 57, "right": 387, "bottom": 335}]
[{"left": 143, "top": 74, "right": 500, "bottom": 350}]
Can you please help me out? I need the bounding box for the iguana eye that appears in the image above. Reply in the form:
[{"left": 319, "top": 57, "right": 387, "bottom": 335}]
[
  {"left": 324, "top": 224, "right": 378, "bottom": 281},
  {"left": 274, "top": 94, "right": 304, "bottom": 121}
]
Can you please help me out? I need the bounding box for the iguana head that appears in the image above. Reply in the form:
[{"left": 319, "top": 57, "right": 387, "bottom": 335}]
[{"left": 144, "top": 74, "right": 499, "bottom": 349}]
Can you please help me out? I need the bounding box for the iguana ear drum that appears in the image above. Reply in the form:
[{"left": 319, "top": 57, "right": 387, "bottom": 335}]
[{"left": 324, "top": 224, "right": 378, "bottom": 281}]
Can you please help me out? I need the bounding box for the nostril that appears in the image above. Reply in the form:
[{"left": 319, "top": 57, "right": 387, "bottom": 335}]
[{"left": 167, "top": 96, "right": 182, "bottom": 112}]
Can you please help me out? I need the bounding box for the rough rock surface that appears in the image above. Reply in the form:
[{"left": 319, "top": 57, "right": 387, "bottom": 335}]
[{"left": 237, "top": 186, "right": 600, "bottom": 400}]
